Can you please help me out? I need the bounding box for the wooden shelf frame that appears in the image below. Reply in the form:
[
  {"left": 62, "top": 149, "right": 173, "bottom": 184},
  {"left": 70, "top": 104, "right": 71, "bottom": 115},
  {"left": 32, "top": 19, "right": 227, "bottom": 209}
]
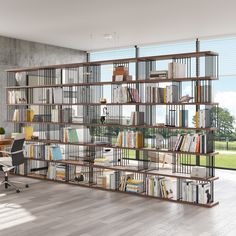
[
  {"left": 6, "top": 76, "right": 218, "bottom": 89},
  {"left": 7, "top": 120, "right": 218, "bottom": 131},
  {"left": 23, "top": 157, "right": 219, "bottom": 182},
  {"left": 6, "top": 51, "right": 218, "bottom": 73},
  {"left": 7, "top": 48, "right": 219, "bottom": 207},
  {"left": 12, "top": 173, "right": 219, "bottom": 208},
  {"left": 23, "top": 138, "right": 219, "bottom": 156}
]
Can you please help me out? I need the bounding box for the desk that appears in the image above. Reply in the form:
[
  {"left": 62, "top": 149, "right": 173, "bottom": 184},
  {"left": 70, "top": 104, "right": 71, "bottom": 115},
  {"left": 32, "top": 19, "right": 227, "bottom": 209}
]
[{"left": 0, "top": 139, "right": 13, "bottom": 156}]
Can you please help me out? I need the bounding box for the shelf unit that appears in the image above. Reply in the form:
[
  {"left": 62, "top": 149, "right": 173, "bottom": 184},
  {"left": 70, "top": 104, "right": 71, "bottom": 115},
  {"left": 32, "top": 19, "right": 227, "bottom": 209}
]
[{"left": 6, "top": 49, "right": 219, "bottom": 207}]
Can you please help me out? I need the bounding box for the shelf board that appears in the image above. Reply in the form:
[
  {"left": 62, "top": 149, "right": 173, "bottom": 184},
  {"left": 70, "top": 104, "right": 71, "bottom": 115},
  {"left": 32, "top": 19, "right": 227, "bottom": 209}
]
[
  {"left": 23, "top": 158, "right": 219, "bottom": 181},
  {"left": 6, "top": 76, "right": 218, "bottom": 89},
  {"left": 7, "top": 102, "right": 219, "bottom": 106},
  {"left": 12, "top": 173, "right": 219, "bottom": 208},
  {"left": 24, "top": 138, "right": 219, "bottom": 156},
  {"left": 7, "top": 120, "right": 218, "bottom": 131},
  {"left": 6, "top": 51, "right": 218, "bottom": 73}
]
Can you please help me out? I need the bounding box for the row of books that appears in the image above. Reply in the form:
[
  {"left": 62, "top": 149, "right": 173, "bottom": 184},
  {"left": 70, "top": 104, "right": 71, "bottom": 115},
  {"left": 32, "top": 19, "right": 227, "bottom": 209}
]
[
  {"left": 62, "top": 127, "right": 91, "bottom": 143},
  {"left": 112, "top": 86, "right": 140, "bottom": 103},
  {"left": 51, "top": 108, "right": 72, "bottom": 123},
  {"left": 12, "top": 109, "right": 35, "bottom": 122},
  {"left": 182, "top": 180, "right": 211, "bottom": 204},
  {"left": 130, "top": 111, "right": 145, "bottom": 125},
  {"left": 24, "top": 143, "right": 63, "bottom": 161},
  {"left": 195, "top": 84, "right": 212, "bottom": 103},
  {"left": 168, "top": 62, "right": 186, "bottom": 79},
  {"left": 165, "top": 109, "right": 188, "bottom": 127},
  {"left": 8, "top": 90, "right": 27, "bottom": 104},
  {"left": 116, "top": 130, "right": 144, "bottom": 148},
  {"left": 145, "top": 86, "right": 164, "bottom": 103},
  {"left": 146, "top": 176, "right": 173, "bottom": 198},
  {"left": 119, "top": 174, "right": 143, "bottom": 193},
  {"left": 149, "top": 62, "right": 186, "bottom": 79},
  {"left": 150, "top": 70, "right": 168, "bottom": 79},
  {"left": 173, "top": 133, "right": 213, "bottom": 153},
  {"left": 145, "top": 85, "right": 179, "bottom": 103},
  {"left": 47, "top": 163, "right": 66, "bottom": 181},
  {"left": 179, "top": 109, "right": 189, "bottom": 127},
  {"left": 196, "top": 109, "right": 211, "bottom": 128}
]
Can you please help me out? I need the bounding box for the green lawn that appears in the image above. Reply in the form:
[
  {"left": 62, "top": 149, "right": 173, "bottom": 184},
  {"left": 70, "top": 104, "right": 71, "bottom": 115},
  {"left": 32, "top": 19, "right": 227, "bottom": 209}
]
[
  {"left": 215, "top": 141, "right": 236, "bottom": 151},
  {"left": 125, "top": 150, "right": 236, "bottom": 169},
  {"left": 214, "top": 153, "right": 236, "bottom": 169},
  {"left": 116, "top": 141, "right": 236, "bottom": 169}
]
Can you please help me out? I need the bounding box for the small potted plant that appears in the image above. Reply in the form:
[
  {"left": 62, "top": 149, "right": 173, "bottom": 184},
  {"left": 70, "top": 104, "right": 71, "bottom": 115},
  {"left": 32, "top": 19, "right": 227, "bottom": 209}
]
[{"left": 0, "top": 127, "right": 5, "bottom": 140}]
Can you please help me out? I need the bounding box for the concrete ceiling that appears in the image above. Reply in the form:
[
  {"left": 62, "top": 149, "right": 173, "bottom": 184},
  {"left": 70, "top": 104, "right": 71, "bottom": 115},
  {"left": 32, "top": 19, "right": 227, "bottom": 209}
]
[{"left": 0, "top": 0, "right": 236, "bottom": 51}]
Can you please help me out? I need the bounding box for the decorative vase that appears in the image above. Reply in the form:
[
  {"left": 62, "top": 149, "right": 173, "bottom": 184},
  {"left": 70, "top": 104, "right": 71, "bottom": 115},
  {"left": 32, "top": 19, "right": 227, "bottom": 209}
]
[{"left": 0, "top": 134, "right": 5, "bottom": 140}]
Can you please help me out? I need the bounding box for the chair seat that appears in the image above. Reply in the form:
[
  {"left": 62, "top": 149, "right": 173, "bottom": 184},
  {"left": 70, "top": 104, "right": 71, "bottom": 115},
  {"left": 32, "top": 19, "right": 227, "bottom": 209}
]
[{"left": 0, "top": 157, "right": 13, "bottom": 172}]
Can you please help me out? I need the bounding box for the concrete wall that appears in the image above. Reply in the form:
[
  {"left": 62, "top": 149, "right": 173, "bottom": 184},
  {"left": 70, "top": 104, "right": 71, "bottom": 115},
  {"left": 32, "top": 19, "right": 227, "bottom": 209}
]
[{"left": 0, "top": 35, "right": 86, "bottom": 132}]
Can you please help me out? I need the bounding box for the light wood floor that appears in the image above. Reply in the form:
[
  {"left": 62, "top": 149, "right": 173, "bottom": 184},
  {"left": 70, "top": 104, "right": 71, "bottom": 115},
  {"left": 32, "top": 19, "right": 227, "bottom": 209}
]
[{"left": 0, "top": 170, "right": 235, "bottom": 236}]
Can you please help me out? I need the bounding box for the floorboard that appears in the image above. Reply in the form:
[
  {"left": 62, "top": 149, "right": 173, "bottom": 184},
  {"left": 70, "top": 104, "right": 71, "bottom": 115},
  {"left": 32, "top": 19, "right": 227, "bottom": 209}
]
[{"left": 0, "top": 170, "right": 235, "bottom": 236}]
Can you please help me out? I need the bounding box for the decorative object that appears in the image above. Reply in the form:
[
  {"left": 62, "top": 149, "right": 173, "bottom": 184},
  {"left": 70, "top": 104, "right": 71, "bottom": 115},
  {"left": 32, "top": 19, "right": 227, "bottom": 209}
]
[
  {"left": 100, "top": 98, "right": 107, "bottom": 104},
  {"left": 156, "top": 133, "right": 164, "bottom": 149},
  {"left": 179, "top": 95, "right": 194, "bottom": 103},
  {"left": 15, "top": 72, "right": 27, "bottom": 86},
  {"left": 0, "top": 127, "right": 5, "bottom": 140},
  {"left": 100, "top": 107, "right": 109, "bottom": 124}
]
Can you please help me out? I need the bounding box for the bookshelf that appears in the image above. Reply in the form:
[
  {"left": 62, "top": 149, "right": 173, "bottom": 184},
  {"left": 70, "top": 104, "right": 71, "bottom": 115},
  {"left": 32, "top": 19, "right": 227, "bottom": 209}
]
[{"left": 6, "top": 49, "right": 219, "bottom": 207}]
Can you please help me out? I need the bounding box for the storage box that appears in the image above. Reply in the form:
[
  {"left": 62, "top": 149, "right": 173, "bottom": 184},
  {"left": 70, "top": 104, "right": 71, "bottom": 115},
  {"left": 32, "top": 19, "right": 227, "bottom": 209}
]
[
  {"left": 190, "top": 166, "right": 210, "bottom": 178},
  {"left": 97, "top": 176, "right": 107, "bottom": 188}
]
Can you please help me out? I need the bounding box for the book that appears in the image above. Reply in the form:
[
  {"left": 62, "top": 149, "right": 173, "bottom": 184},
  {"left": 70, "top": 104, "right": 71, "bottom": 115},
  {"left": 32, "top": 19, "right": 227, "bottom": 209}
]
[
  {"left": 195, "top": 84, "right": 212, "bottom": 103},
  {"left": 112, "top": 86, "right": 140, "bottom": 103},
  {"left": 168, "top": 62, "right": 186, "bottom": 79},
  {"left": 179, "top": 110, "right": 188, "bottom": 127},
  {"left": 198, "top": 183, "right": 211, "bottom": 204},
  {"left": 22, "top": 126, "right": 33, "bottom": 140},
  {"left": 174, "top": 133, "right": 213, "bottom": 154},
  {"left": 12, "top": 109, "right": 35, "bottom": 122},
  {"left": 130, "top": 112, "right": 144, "bottom": 125},
  {"left": 53, "top": 88, "right": 63, "bottom": 104},
  {"left": 150, "top": 70, "right": 168, "bottom": 79},
  {"left": 51, "top": 146, "right": 63, "bottom": 161},
  {"left": 116, "top": 130, "right": 144, "bottom": 148},
  {"left": 110, "top": 172, "right": 119, "bottom": 190}
]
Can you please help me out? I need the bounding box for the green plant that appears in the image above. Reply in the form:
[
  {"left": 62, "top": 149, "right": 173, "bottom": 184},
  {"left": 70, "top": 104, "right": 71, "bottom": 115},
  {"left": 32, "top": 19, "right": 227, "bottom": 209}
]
[{"left": 0, "top": 127, "right": 5, "bottom": 135}]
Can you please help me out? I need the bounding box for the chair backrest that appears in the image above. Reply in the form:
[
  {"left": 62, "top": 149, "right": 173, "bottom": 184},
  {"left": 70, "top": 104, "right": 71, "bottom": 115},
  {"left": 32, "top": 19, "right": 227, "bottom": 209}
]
[{"left": 10, "top": 136, "right": 25, "bottom": 166}]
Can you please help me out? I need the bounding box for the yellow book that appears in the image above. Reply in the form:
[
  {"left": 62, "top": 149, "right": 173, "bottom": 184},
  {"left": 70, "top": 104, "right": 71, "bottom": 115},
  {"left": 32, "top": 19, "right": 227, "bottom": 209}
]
[
  {"left": 136, "top": 132, "right": 139, "bottom": 148},
  {"left": 164, "top": 88, "right": 167, "bottom": 103},
  {"left": 30, "top": 145, "right": 34, "bottom": 158},
  {"left": 49, "top": 148, "right": 53, "bottom": 161},
  {"left": 22, "top": 126, "right": 33, "bottom": 140},
  {"left": 181, "top": 135, "right": 187, "bottom": 152},
  {"left": 27, "top": 109, "right": 35, "bottom": 122},
  {"left": 196, "top": 111, "right": 199, "bottom": 128},
  {"left": 179, "top": 110, "right": 182, "bottom": 127},
  {"left": 117, "top": 132, "right": 122, "bottom": 147}
]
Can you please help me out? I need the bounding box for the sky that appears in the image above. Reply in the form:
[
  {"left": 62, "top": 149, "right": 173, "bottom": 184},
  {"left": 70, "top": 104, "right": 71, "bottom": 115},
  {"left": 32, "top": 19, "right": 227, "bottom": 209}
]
[{"left": 90, "top": 37, "right": 236, "bottom": 125}]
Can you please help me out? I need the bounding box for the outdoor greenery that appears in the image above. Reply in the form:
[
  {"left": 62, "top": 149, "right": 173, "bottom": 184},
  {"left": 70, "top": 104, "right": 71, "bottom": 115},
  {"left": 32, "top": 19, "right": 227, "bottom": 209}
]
[{"left": 192, "top": 106, "right": 235, "bottom": 141}]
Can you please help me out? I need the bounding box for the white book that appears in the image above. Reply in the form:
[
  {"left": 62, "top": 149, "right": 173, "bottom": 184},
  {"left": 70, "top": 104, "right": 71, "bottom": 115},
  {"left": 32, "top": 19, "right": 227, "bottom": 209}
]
[
  {"left": 198, "top": 183, "right": 211, "bottom": 204},
  {"left": 53, "top": 88, "right": 63, "bottom": 104}
]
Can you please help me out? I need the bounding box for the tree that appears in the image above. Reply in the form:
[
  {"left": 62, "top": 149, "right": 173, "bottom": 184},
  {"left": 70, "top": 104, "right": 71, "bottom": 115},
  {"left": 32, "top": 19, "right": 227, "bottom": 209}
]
[{"left": 192, "top": 107, "right": 235, "bottom": 141}]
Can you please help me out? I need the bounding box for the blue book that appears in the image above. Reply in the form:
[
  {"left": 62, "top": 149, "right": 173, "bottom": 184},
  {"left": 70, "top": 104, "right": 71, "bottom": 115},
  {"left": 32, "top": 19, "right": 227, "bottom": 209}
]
[{"left": 52, "top": 146, "right": 63, "bottom": 161}]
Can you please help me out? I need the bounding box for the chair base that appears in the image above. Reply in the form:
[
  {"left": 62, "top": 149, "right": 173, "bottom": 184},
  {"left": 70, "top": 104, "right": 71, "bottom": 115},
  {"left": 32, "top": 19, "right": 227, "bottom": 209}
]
[{"left": 0, "top": 178, "right": 29, "bottom": 193}]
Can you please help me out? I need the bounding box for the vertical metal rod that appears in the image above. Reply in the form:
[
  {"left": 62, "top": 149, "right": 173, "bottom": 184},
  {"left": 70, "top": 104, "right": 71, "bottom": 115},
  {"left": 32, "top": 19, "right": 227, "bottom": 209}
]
[
  {"left": 196, "top": 38, "right": 200, "bottom": 166},
  {"left": 135, "top": 45, "right": 140, "bottom": 161}
]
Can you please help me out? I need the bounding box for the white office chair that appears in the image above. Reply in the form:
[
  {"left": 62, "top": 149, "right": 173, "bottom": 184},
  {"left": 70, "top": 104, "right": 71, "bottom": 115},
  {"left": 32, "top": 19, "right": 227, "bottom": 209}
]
[{"left": 0, "top": 135, "right": 29, "bottom": 193}]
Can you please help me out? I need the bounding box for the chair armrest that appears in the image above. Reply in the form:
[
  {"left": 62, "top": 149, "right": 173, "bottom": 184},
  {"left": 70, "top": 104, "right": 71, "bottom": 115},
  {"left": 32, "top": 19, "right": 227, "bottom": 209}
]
[{"left": 0, "top": 150, "right": 11, "bottom": 156}]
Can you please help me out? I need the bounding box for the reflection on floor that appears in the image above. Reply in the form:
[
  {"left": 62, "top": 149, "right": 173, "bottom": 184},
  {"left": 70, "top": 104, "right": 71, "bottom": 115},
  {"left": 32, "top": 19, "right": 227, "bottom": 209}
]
[{"left": 0, "top": 169, "right": 235, "bottom": 236}]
